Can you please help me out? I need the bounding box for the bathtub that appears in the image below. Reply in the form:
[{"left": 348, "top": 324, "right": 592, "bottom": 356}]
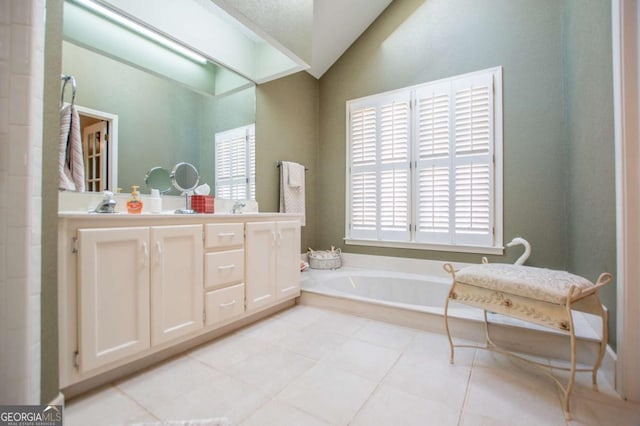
[
  {"left": 302, "top": 267, "right": 458, "bottom": 314},
  {"left": 299, "top": 257, "right": 601, "bottom": 347}
]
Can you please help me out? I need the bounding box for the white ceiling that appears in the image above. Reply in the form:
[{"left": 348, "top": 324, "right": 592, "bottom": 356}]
[
  {"left": 212, "top": 0, "right": 393, "bottom": 80},
  {"left": 310, "top": 0, "right": 392, "bottom": 78}
]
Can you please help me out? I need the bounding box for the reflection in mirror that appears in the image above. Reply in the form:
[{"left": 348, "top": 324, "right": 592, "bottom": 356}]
[
  {"left": 62, "top": 0, "right": 256, "bottom": 194},
  {"left": 145, "top": 167, "right": 172, "bottom": 194},
  {"left": 171, "top": 162, "right": 199, "bottom": 214}
]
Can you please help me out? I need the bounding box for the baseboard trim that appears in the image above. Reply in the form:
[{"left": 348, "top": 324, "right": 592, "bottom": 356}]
[{"left": 48, "top": 392, "right": 64, "bottom": 406}]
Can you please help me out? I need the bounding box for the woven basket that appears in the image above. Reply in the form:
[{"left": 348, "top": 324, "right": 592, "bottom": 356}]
[{"left": 308, "top": 248, "right": 342, "bottom": 270}]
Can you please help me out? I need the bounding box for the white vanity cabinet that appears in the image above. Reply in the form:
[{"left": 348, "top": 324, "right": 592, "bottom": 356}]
[
  {"left": 204, "top": 223, "right": 245, "bottom": 326},
  {"left": 150, "top": 225, "right": 203, "bottom": 345},
  {"left": 77, "top": 227, "right": 151, "bottom": 372},
  {"left": 58, "top": 213, "right": 301, "bottom": 391},
  {"left": 75, "top": 224, "right": 203, "bottom": 372},
  {"left": 246, "top": 220, "right": 301, "bottom": 311}
]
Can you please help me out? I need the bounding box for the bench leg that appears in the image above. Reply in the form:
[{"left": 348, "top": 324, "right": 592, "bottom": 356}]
[
  {"left": 592, "top": 296, "right": 608, "bottom": 390},
  {"left": 563, "top": 307, "right": 578, "bottom": 420},
  {"left": 444, "top": 286, "right": 455, "bottom": 364}
]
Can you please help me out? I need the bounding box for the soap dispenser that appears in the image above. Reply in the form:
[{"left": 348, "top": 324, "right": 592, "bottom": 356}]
[{"left": 127, "top": 185, "right": 143, "bottom": 214}]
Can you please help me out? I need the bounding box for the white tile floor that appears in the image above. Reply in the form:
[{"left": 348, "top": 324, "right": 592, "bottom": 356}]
[{"left": 64, "top": 305, "right": 640, "bottom": 426}]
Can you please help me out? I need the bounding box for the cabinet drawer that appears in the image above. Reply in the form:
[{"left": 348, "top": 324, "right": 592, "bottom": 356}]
[
  {"left": 205, "top": 223, "right": 244, "bottom": 249},
  {"left": 205, "top": 249, "right": 244, "bottom": 289},
  {"left": 205, "top": 283, "right": 245, "bottom": 326}
]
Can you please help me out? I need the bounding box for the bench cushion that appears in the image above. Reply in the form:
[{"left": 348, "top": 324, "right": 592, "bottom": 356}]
[{"left": 454, "top": 263, "right": 594, "bottom": 304}]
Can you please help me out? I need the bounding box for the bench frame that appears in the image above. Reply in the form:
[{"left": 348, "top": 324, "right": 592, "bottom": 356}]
[{"left": 443, "top": 263, "right": 613, "bottom": 420}]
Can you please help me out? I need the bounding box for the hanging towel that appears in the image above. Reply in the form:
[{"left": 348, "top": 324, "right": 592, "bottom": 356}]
[
  {"left": 279, "top": 161, "right": 305, "bottom": 226},
  {"left": 58, "top": 104, "right": 85, "bottom": 192}
]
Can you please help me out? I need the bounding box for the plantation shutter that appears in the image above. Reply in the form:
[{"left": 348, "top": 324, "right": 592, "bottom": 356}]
[
  {"left": 215, "top": 124, "right": 255, "bottom": 200},
  {"left": 347, "top": 67, "right": 500, "bottom": 249},
  {"left": 414, "top": 82, "right": 452, "bottom": 244},
  {"left": 349, "top": 93, "right": 411, "bottom": 241},
  {"left": 247, "top": 125, "right": 256, "bottom": 200},
  {"left": 451, "top": 73, "right": 494, "bottom": 246}
]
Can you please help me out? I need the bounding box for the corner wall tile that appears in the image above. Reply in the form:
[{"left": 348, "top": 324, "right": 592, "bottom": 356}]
[
  {"left": 6, "top": 225, "right": 28, "bottom": 279},
  {"left": 10, "top": 0, "right": 31, "bottom": 25},
  {"left": 10, "top": 24, "right": 30, "bottom": 75},
  {"left": 0, "top": 135, "right": 8, "bottom": 172},
  {"left": 28, "top": 245, "right": 40, "bottom": 295},
  {"left": 0, "top": 26, "right": 9, "bottom": 61},
  {"left": 4, "top": 278, "right": 27, "bottom": 330},
  {"left": 0, "top": 61, "right": 9, "bottom": 97},
  {"left": 9, "top": 75, "right": 29, "bottom": 125},
  {"left": 8, "top": 125, "right": 29, "bottom": 176},
  {"left": 0, "top": 97, "right": 8, "bottom": 134},
  {"left": 0, "top": 2, "right": 10, "bottom": 25}
]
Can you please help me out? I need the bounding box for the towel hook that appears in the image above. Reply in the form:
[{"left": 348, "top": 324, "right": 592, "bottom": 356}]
[{"left": 60, "top": 74, "right": 77, "bottom": 106}]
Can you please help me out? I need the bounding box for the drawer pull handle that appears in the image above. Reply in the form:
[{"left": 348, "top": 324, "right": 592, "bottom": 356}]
[
  {"left": 218, "top": 264, "right": 235, "bottom": 270},
  {"left": 219, "top": 300, "right": 237, "bottom": 308},
  {"left": 218, "top": 232, "right": 236, "bottom": 237}
]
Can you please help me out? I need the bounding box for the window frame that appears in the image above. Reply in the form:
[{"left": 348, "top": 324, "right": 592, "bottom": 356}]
[{"left": 344, "top": 67, "right": 503, "bottom": 254}]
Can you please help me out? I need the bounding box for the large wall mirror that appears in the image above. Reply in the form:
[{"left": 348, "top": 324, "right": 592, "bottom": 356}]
[{"left": 61, "top": 0, "right": 257, "bottom": 195}]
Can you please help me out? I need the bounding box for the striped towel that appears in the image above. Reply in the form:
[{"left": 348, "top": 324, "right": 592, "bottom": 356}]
[{"left": 59, "top": 104, "right": 85, "bottom": 191}]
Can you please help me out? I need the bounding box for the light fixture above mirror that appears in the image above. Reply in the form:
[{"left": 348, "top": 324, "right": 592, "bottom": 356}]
[{"left": 72, "top": 0, "right": 208, "bottom": 64}]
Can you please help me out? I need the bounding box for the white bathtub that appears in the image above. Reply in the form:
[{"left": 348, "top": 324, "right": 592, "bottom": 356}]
[
  {"left": 300, "top": 259, "right": 600, "bottom": 341},
  {"left": 301, "top": 267, "right": 461, "bottom": 315}
]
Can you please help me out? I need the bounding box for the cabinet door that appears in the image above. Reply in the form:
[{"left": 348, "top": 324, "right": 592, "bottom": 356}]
[
  {"left": 276, "top": 221, "right": 301, "bottom": 299},
  {"left": 150, "top": 225, "right": 203, "bottom": 346},
  {"left": 77, "top": 227, "right": 150, "bottom": 373},
  {"left": 245, "top": 222, "right": 276, "bottom": 311}
]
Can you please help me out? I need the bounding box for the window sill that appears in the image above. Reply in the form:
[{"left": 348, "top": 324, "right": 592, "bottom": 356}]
[{"left": 343, "top": 238, "right": 504, "bottom": 255}]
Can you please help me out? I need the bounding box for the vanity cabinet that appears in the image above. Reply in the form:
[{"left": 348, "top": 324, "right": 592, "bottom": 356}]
[
  {"left": 204, "top": 223, "right": 245, "bottom": 326},
  {"left": 77, "top": 227, "right": 151, "bottom": 372},
  {"left": 246, "top": 220, "right": 301, "bottom": 311},
  {"left": 59, "top": 213, "right": 301, "bottom": 391},
  {"left": 76, "top": 224, "right": 203, "bottom": 372},
  {"left": 150, "top": 225, "right": 203, "bottom": 345}
]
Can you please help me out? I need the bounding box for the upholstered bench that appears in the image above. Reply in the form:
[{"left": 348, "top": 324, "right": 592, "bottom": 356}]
[{"left": 443, "top": 262, "right": 612, "bottom": 419}]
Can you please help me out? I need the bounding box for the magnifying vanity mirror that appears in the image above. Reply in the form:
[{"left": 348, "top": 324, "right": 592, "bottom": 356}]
[
  {"left": 171, "top": 162, "right": 199, "bottom": 214},
  {"left": 145, "top": 167, "right": 172, "bottom": 194}
]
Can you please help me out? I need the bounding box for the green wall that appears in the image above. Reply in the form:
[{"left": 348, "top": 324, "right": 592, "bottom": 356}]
[
  {"left": 42, "top": 0, "right": 63, "bottom": 404},
  {"left": 563, "top": 1, "right": 617, "bottom": 348},
  {"left": 317, "top": 0, "right": 568, "bottom": 267},
  {"left": 256, "top": 72, "right": 319, "bottom": 251}
]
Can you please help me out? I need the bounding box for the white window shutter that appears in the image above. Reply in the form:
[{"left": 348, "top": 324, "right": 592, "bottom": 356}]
[
  {"left": 452, "top": 73, "right": 494, "bottom": 246},
  {"left": 349, "top": 94, "right": 410, "bottom": 241},
  {"left": 349, "top": 103, "right": 378, "bottom": 239},
  {"left": 346, "top": 67, "right": 500, "bottom": 250},
  {"left": 414, "top": 82, "right": 452, "bottom": 243},
  {"left": 378, "top": 100, "right": 410, "bottom": 241}
]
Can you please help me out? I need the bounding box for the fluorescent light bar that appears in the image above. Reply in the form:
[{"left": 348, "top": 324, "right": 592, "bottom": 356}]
[{"left": 74, "top": 0, "right": 208, "bottom": 64}]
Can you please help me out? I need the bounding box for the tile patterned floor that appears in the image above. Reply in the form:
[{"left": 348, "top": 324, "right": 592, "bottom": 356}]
[{"left": 64, "top": 305, "right": 640, "bottom": 426}]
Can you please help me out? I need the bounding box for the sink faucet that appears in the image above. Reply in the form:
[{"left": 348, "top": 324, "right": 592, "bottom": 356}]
[
  {"left": 93, "top": 191, "right": 116, "bottom": 213},
  {"left": 232, "top": 201, "right": 245, "bottom": 214}
]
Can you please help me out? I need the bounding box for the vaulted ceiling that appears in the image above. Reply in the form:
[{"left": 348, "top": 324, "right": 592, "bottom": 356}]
[{"left": 211, "top": 0, "right": 393, "bottom": 79}]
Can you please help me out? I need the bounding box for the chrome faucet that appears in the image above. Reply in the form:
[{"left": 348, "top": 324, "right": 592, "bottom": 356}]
[
  {"left": 93, "top": 191, "right": 116, "bottom": 213},
  {"left": 232, "top": 201, "right": 246, "bottom": 214}
]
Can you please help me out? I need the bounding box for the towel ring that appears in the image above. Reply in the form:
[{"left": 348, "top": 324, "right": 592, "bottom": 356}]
[{"left": 60, "top": 74, "right": 76, "bottom": 106}]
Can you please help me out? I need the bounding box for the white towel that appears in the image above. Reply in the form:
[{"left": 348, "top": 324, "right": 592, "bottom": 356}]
[
  {"left": 288, "top": 161, "right": 303, "bottom": 188},
  {"left": 279, "top": 161, "right": 305, "bottom": 226},
  {"left": 59, "top": 104, "right": 85, "bottom": 192}
]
